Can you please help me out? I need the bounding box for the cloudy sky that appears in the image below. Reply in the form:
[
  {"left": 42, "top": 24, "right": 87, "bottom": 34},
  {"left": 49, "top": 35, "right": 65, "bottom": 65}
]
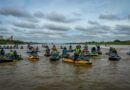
[{"left": 0, "top": 0, "right": 130, "bottom": 43}]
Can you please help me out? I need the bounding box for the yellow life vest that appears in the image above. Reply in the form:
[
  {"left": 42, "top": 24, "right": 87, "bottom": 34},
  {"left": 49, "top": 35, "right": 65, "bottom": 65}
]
[{"left": 74, "top": 49, "right": 81, "bottom": 54}]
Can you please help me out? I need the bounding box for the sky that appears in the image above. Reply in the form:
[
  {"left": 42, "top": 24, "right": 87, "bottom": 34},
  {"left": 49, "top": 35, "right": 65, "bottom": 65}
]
[{"left": 0, "top": 0, "right": 130, "bottom": 43}]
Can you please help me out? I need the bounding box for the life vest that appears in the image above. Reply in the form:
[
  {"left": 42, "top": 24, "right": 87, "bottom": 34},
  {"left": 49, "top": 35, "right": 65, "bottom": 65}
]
[
  {"left": 74, "top": 49, "right": 81, "bottom": 54},
  {"left": 9, "top": 51, "right": 14, "bottom": 56}
]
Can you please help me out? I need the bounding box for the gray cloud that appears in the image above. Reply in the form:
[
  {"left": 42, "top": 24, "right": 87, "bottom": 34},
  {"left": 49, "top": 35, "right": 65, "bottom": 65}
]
[
  {"left": 75, "top": 24, "right": 111, "bottom": 34},
  {"left": 26, "top": 30, "right": 49, "bottom": 35},
  {"left": 60, "top": 34, "right": 100, "bottom": 42},
  {"left": 88, "top": 20, "right": 99, "bottom": 25},
  {"left": 75, "top": 26, "right": 86, "bottom": 31},
  {"left": 44, "top": 23, "right": 71, "bottom": 31},
  {"left": 34, "top": 12, "right": 44, "bottom": 18},
  {"left": 0, "top": 32, "right": 12, "bottom": 35},
  {"left": 34, "top": 12, "right": 80, "bottom": 23},
  {"left": 0, "top": 8, "right": 33, "bottom": 18},
  {"left": 75, "top": 24, "right": 114, "bottom": 41},
  {"left": 114, "top": 25, "right": 130, "bottom": 35},
  {"left": 74, "top": 24, "right": 130, "bottom": 41},
  {"left": 12, "top": 28, "right": 27, "bottom": 33},
  {"left": 0, "top": 21, "right": 2, "bottom": 24},
  {"left": 0, "top": 27, "right": 8, "bottom": 31},
  {"left": 116, "top": 25, "right": 130, "bottom": 30},
  {"left": 99, "top": 14, "right": 122, "bottom": 20},
  {"left": 0, "top": 28, "right": 12, "bottom": 35},
  {"left": 41, "top": 31, "right": 65, "bottom": 36},
  {"left": 46, "top": 12, "right": 67, "bottom": 23},
  {"left": 46, "top": 12, "right": 80, "bottom": 23},
  {"left": 13, "top": 21, "right": 39, "bottom": 29},
  {"left": 27, "top": 18, "right": 39, "bottom": 23},
  {"left": 72, "top": 12, "right": 82, "bottom": 16},
  {"left": 128, "top": 15, "right": 130, "bottom": 20},
  {"left": 12, "top": 21, "right": 71, "bottom": 33},
  {"left": 22, "top": 26, "right": 68, "bottom": 37},
  {"left": 0, "top": 8, "right": 39, "bottom": 24},
  {"left": 14, "top": 34, "right": 65, "bottom": 42},
  {"left": 73, "top": 35, "right": 97, "bottom": 39},
  {"left": 14, "top": 35, "right": 36, "bottom": 41}
]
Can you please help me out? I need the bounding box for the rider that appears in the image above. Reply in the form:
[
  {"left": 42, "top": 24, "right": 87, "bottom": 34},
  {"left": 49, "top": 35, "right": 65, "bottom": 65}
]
[
  {"left": 36, "top": 46, "right": 39, "bottom": 51},
  {"left": 8, "top": 50, "right": 15, "bottom": 59},
  {"left": 13, "top": 50, "right": 18, "bottom": 59},
  {"left": 45, "top": 46, "right": 50, "bottom": 55},
  {"left": 82, "top": 46, "right": 88, "bottom": 56},
  {"left": 112, "top": 48, "right": 117, "bottom": 54},
  {"left": 97, "top": 45, "right": 100, "bottom": 52},
  {"left": 74, "top": 45, "right": 81, "bottom": 60},
  {"left": 62, "top": 47, "right": 68, "bottom": 58},
  {"left": 0, "top": 48, "right": 5, "bottom": 56},
  {"left": 21, "top": 45, "right": 23, "bottom": 49},
  {"left": 51, "top": 45, "right": 59, "bottom": 55},
  {"left": 91, "top": 47, "right": 96, "bottom": 53},
  {"left": 69, "top": 45, "right": 72, "bottom": 51},
  {"left": 52, "top": 45, "right": 57, "bottom": 51}
]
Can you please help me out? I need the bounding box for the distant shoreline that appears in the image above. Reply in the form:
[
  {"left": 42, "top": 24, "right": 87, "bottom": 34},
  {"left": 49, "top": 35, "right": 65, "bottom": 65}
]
[{"left": 0, "top": 39, "right": 130, "bottom": 45}]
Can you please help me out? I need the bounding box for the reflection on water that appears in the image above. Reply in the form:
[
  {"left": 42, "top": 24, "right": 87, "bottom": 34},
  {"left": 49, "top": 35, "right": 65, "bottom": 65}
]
[{"left": 0, "top": 45, "right": 130, "bottom": 90}]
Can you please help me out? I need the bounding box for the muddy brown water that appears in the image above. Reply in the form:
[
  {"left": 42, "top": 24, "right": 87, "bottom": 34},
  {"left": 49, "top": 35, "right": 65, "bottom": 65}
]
[{"left": 0, "top": 45, "right": 130, "bottom": 90}]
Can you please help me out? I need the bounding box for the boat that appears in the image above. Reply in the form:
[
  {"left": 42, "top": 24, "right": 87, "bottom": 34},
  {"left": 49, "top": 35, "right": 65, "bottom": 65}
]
[
  {"left": 0, "top": 57, "right": 15, "bottom": 63},
  {"left": 98, "top": 51, "right": 102, "bottom": 55},
  {"left": 0, "top": 59, "right": 14, "bottom": 63},
  {"left": 26, "top": 50, "right": 40, "bottom": 53},
  {"left": 44, "top": 53, "right": 51, "bottom": 57},
  {"left": 63, "top": 58, "right": 92, "bottom": 64},
  {"left": 44, "top": 54, "right": 51, "bottom": 57},
  {"left": 105, "top": 52, "right": 110, "bottom": 55},
  {"left": 109, "top": 54, "right": 121, "bottom": 60},
  {"left": 0, "top": 55, "right": 19, "bottom": 63},
  {"left": 28, "top": 56, "right": 39, "bottom": 61},
  {"left": 109, "top": 56, "right": 121, "bottom": 60},
  {"left": 62, "top": 54, "right": 70, "bottom": 58},
  {"left": 50, "top": 55, "right": 60, "bottom": 61},
  {"left": 63, "top": 58, "right": 74, "bottom": 63},
  {"left": 49, "top": 52, "right": 60, "bottom": 61},
  {"left": 127, "top": 52, "right": 130, "bottom": 55}
]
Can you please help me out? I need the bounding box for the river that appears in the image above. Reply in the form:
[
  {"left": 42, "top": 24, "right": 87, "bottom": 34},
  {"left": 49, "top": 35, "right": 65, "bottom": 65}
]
[{"left": 0, "top": 45, "right": 130, "bottom": 90}]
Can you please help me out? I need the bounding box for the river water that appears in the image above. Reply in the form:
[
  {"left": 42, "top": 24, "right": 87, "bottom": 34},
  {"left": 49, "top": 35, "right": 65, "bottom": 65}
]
[{"left": 0, "top": 45, "right": 130, "bottom": 90}]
